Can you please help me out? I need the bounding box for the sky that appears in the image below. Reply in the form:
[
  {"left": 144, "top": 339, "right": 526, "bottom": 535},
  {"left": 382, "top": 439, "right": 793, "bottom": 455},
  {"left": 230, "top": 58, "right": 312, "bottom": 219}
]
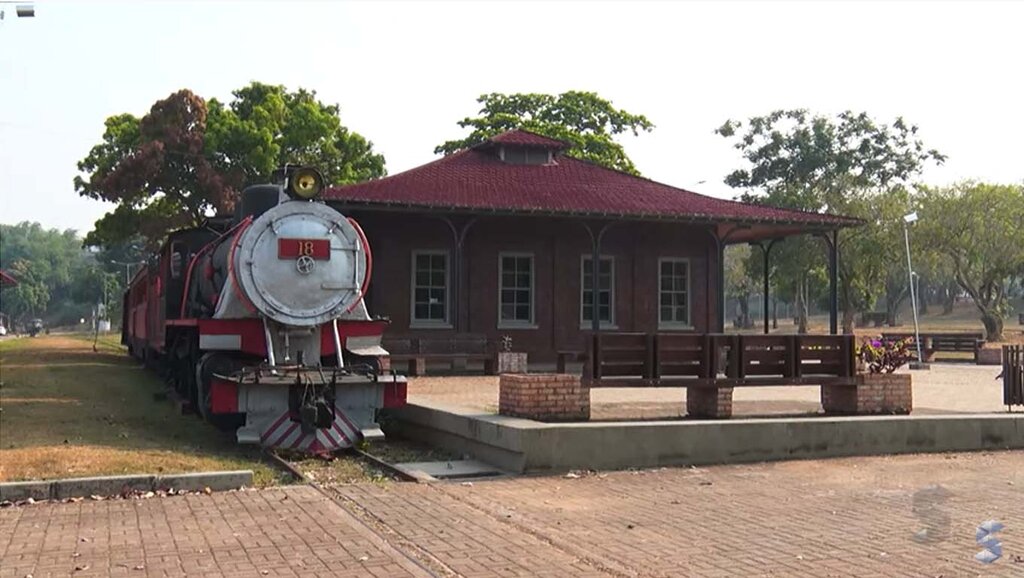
[{"left": 1, "top": 0, "right": 1022, "bottom": 235}]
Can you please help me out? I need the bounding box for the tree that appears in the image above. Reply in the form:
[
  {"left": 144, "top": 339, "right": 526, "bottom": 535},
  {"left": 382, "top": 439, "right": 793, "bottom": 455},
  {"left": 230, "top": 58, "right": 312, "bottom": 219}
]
[
  {"left": 435, "top": 91, "right": 654, "bottom": 175},
  {"left": 4, "top": 259, "right": 50, "bottom": 320},
  {"left": 717, "top": 110, "right": 945, "bottom": 333},
  {"left": 831, "top": 187, "right": 910, "bottom": 333},
  {"left": 76, "top": 83, "right": 386, "bottom": 249},
  {"left": 916, "top": 182, "right": 1024, "bottom": 341},
  {"left": 724, "top": 244, "right": 758, "bottom": 328},
  {"left": 0, "top": 223, "right": 134, "bottom": 327}
]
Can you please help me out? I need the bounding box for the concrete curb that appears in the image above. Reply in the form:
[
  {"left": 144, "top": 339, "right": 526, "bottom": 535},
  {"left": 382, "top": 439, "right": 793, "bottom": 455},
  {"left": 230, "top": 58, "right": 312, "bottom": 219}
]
[
  {"left": 0, "top": 470, "right": 253, "bottom": 502},
  {"left": 387, "top": 402, "right": 1024, "bottom": 474}
]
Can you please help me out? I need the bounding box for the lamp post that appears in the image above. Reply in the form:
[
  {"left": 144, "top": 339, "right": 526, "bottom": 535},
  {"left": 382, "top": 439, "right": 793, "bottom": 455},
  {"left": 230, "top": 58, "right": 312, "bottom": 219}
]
[
  {"left": 903, "top": 212, "right": 928, "bottom": 370},
  {"left": 110, "top": 260, "right": 140, "bottom": 286}
]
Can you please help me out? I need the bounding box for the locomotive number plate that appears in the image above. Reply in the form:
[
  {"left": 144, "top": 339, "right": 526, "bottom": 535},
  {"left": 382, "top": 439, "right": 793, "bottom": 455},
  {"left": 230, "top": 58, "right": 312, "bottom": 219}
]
[{"left": 278, "top": 238, "right": 331, "bottom": 260}]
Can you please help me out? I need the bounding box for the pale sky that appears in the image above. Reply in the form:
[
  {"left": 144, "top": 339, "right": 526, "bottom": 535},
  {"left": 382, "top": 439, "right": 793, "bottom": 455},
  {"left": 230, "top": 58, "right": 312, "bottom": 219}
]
[{"left": 1, "top": 0, "right": 1022, "bottom": 234}]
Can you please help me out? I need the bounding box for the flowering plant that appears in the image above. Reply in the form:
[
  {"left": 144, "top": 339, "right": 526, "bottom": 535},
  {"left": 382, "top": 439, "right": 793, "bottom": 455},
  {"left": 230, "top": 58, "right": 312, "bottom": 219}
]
[{"left": 857, "top": 337, "right": 913, "bottom": 374}]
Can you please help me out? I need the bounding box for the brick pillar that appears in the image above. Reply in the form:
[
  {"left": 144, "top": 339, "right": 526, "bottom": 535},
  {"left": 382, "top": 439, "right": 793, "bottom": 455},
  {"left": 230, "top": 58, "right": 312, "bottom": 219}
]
[
  {"left": 686, "top": 387, "right": 733, "bottom": 419},
  {"left": 822, "top": 373, "right": 912, "bottom": 415},
  {"left": 499, "top": 374, "right": 589, "bottom": 422}
]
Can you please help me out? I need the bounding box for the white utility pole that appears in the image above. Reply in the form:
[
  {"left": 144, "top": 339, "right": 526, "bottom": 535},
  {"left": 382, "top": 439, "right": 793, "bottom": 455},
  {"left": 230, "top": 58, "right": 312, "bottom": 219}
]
[{"left": 903, "top": 212, "right": 927, "bottom": 368}]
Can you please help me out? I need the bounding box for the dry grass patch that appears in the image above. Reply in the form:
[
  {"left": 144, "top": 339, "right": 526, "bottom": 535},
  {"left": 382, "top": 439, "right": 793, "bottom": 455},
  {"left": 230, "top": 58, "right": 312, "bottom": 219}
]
[{"left": 0, "top": 335, "right": 284, "bottom": 485}]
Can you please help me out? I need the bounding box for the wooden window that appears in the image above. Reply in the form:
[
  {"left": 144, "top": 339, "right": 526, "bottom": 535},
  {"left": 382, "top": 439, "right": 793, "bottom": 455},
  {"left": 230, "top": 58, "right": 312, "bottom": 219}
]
[
  {"left": 499, "top": 253, "right": 534, "bottom": 327},
  {"left": 581, "top": 255, "right": 615, "bottom": 326},
  {"left": 659, "top": 258, "right": 691, "bottom": 328},
  {"left": 411, "top": 251, "right": 449, "bottom": 326}
]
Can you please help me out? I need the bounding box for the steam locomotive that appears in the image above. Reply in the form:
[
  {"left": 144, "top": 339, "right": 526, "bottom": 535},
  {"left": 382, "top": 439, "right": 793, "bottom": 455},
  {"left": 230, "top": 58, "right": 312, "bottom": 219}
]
[{"left": 122, "top": 166, "right": 406, "bottom": 452}]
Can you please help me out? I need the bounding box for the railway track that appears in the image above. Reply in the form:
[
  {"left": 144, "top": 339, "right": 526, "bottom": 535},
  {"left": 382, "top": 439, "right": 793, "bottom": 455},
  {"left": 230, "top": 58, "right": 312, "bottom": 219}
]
[{"left": 264, "top": 446, "right": 421, "bottom": 484}]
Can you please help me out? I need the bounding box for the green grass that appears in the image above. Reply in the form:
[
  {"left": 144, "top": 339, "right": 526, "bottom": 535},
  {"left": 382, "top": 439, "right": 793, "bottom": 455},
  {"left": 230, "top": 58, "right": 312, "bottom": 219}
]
[{"left": 0, "top": 335, "right": 287, "bottom": 485}]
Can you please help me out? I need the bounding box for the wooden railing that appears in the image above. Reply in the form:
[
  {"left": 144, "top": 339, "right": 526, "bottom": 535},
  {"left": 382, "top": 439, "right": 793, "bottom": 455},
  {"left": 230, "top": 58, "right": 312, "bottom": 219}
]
[
  {"left": 1004, "top": 345, "right": 1024, "bottom": 407},
  {"left": 589, "top": 333, "right": 857, "bottom": 388}
]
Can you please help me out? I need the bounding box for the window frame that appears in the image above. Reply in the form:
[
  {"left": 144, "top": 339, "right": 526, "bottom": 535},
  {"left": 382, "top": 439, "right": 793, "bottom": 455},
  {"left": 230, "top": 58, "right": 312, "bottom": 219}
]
[
  {"left": 657, "top": 257, "right": 693, "bottom": 330},
  {"left": 579, "top": 254, "right": 617, "bottom": 329},
  {"left": 497, "top": 251, "right": 537, "bottom": 329},
  {"left": 409, "top": 249, "right": 452, "bottom": 329}
]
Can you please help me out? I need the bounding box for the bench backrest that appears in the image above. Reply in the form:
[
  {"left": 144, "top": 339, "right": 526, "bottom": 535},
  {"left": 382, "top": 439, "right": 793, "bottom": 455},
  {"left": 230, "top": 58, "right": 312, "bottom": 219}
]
[
  {"left": 381, "top": 334, "right": 490, "bottom": 355},
  {"left": 656, "top": 334, "right": 714, "bottom": 379},
  {"left": 591, "top": 333, "right": 652, "bottom": 381},
  {"left": 881, "top": 332, "right": 984, "bottom": 350},
  {"left": 590, "top": 332, "right": 855, "bottom": 385}
]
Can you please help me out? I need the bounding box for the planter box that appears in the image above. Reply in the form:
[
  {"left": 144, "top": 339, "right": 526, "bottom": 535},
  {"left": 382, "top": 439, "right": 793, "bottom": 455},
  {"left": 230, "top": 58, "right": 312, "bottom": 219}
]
[
  {"left": 977, "top": 347, "right": 1002, "bottom": 366},
  {"left": 496, "top": 351, "right": 528, "bottom": 374},
  {"left": 499, "top": 373, "right": 589, "bottom": 422},
  {"left": 822, "top": 373, "right": 912, "bottom": 415}
]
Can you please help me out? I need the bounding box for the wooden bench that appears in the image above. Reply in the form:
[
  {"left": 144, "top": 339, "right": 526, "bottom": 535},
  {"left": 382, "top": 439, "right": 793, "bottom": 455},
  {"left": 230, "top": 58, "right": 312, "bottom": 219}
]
[
  {"left": 588, "top": 333, "right": 857, "bottom": 388},
  {"left": 858, "top": 312, "right": 888, "bottom": 328},
  {"left": 584, "top": 332, "right": 857, "bottom": 419},
  {"left": 881, "top": 332, "right": 985, "bottom": 363},
  {"left": 382, "top": 334, "right": 496, "bottom": 376}
]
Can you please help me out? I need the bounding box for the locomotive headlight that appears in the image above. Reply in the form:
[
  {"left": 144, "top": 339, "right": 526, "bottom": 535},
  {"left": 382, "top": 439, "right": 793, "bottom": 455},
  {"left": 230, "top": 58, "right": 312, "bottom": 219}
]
[{"left": 287, "top": 167, "right": 325, "bottom": 200}]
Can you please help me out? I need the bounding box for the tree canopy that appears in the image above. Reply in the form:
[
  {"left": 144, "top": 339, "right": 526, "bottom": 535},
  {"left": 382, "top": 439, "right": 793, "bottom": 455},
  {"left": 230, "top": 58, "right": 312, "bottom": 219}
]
[
  {"left": 435, "top": 91, "right": 654, "bottom": 175},
  {"left": 0, "top": 222, "right": 118, "bottom": 327},
  {"left": 76, "top": 83, "right": 386, "bottom": 249},
  {"left": 915, "top": 182, "right": 1024, "bottom": 340},
  {"left": 717, "top": 110, "right": 945, "bottom": 333}
]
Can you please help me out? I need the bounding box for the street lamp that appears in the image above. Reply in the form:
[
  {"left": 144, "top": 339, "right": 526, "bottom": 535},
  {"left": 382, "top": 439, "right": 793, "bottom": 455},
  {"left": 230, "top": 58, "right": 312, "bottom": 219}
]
[{"left": 903, "top": 212, "right": 928, "bottom": 369}]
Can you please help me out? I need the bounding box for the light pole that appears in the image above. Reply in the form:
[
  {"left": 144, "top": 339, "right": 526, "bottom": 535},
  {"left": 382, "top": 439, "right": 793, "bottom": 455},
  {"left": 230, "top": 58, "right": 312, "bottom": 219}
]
[
  {"left": 110, "top": 260, "right": 140, "bottom": 286},
  {"left": 903, "top": 212, "right": 928, "bottom": 369}
]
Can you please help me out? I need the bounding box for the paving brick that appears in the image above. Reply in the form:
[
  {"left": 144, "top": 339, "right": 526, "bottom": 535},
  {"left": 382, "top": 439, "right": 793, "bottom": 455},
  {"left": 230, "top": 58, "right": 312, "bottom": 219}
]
[
  {"left": 0, "top": 486, "right": 428, "bottom": 578},
  {"left": 4, "top": 452, "right": 1022, "bottom": 577}
]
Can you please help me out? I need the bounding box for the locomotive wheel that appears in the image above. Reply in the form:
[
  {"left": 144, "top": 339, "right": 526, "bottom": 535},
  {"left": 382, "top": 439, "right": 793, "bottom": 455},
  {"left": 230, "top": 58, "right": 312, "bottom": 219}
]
[{"left": 195, "top": 353, "right": 246, "bottom": 432}]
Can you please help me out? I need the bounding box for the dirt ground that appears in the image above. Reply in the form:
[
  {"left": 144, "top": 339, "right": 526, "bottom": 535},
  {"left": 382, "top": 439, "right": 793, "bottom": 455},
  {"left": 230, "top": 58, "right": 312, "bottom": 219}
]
[
  {"left": 408, "top": 362, "right": 1010, "bottom": 420},
  {"left": 0, "top": 335, "right": 285, "bottom": 483}
]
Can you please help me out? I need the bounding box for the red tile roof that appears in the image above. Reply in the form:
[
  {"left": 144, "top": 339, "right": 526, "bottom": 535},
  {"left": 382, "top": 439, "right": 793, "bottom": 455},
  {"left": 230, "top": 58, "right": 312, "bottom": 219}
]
[
  {"left": 324, "top": 130, "right": 859, "bottom": 227},
  {"left": 485, "top": 129, "right": 568, "bottom": 149}
]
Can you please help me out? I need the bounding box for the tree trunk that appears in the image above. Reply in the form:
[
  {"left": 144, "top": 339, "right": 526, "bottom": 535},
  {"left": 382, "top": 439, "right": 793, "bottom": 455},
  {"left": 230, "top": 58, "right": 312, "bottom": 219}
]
[
  {"left": 796, "top": 277, "right": 809, "bottom": 334},
  {"left": 885, "top": 300, "right": 900, "bottom": 327},
  {"left": 738, "top": 293, "right": 751, "bottom": 329},
  {"left": 918, "top": 279, "right": 929, "bottom": 315},
  {"left": 980, "top": 310, "right": 1004, "bottom": 342},
  {"left": 942, "top": 293, "right": 955, "bottom": 314},
  {"left": 772, "top": 297, "right": 779, "bottom": 329},
  {"left": 942, "top": 281, "right": 957, "bottom": 314},
  {"left": 841, "top": 308, "right": 856, "bottom": 335}
]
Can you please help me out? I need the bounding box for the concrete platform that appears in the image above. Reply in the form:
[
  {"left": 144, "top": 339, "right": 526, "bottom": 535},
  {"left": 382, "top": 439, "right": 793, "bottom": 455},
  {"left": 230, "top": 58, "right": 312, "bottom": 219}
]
[
  {"left": 387, "top": 401, "right": 1024, "bottom": 474},
  {"left": 394, "top": 459, "right": 505, "bottom": 480}
]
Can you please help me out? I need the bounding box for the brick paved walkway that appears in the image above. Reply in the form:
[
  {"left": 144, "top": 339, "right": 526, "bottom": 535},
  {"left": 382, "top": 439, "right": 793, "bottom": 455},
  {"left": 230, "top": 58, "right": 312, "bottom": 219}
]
[
  {"left": 332, "top": 451, "right": 1024, "bottom": 578},
  {"left": 3, "top": 452, "right": 1023, "bottom": 577},
  {"left": 0, "top": 486, "right": 430, "bottom": 578}
]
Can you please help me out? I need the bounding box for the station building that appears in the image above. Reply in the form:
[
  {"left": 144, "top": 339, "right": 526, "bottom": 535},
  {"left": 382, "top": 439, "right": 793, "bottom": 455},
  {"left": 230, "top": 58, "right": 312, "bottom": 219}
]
[{"left": 324, "top": 130, "right": 857, "bottom": 364}]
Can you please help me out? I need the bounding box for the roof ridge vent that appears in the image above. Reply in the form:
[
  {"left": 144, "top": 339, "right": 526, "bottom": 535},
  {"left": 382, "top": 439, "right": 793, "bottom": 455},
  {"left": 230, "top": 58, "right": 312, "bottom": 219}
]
[{"left": 498, "top": 144, "right": 554, "bottom": 166}]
